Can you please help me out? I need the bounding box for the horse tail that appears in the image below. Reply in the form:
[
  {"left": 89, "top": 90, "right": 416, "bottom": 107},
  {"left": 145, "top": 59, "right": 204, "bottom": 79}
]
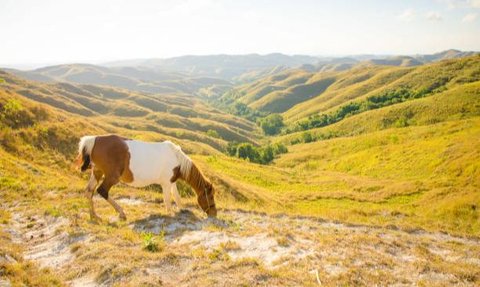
[
  {"left": 166, "top": 141, "right": 192, "bottom": 182},
  {"left": 77, "top": 136, "right": 96, "bottom": 172}
]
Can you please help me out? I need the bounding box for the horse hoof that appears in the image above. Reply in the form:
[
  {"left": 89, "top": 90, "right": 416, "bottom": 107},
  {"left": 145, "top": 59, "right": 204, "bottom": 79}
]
[{"left": 119, "top": 214, "right": 127, "bottom": 221}]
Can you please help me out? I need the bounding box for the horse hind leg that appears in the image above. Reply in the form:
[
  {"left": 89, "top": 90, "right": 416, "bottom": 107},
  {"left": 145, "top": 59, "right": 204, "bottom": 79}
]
[
  {"left": 97, "top": 174, "right": 127, "bottom": 221},
  {"left": 86, "top": 169, "right": 103, "bottom": 221},
  {"left": 171, "top": 183, "right": 183, "bottom": 211}
]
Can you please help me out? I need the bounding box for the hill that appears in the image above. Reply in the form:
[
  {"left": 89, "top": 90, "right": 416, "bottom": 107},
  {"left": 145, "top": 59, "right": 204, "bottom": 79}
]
[
  {"left": 1, "top": 53, "right": 479, "bottom": 286},
  {"left": 103, "top": 53, "right": 320, "bottom": 80},
  {"left": 6, "top": 64, "right": 232, "bottom": 95},
  {"left": 415, "top": 49, "right": 478, "bottom": 62},
  {"left": 0, "top": 70, "right": 259, "bottom": 153},
  {"left": 367, "top": 56, "right": 423, "bottom": 67},
  {"left": 218, "top": 55, "right": 480, "bottom": 122}
]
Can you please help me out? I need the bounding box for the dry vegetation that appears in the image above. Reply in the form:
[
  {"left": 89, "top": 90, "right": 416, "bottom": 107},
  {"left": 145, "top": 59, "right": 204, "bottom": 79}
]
[{"left": 0, "top": 55, "right": 479, "bottom": 286}]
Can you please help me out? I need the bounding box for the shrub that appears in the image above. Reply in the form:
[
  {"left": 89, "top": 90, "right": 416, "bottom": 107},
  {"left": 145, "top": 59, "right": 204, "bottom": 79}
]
[
  {"left": 236, "top": 143, "right": 259, "bottom": 162},
  {"left": 227, "top": 142, "right": 288, "bottom": 164},
  {"left": 272, "top": 142, "right": 288, "bottom": 154},
  {"left": 302, "top": 132, "right": 314, "bottom": 143},
  {"left": 259, "top": 145, "right": 274, "bottom": 163},
  {"left": 226, "top": 141, "right": 239, "bottom": 156},
  {"left": 258, "top": 114, "right": 284, "bottom": 135}
]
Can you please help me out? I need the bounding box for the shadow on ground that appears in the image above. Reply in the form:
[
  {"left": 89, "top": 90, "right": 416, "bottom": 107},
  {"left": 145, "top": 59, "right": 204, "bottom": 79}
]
[{"left": 130, "top": 209, "right": 228, "bottom": 241}]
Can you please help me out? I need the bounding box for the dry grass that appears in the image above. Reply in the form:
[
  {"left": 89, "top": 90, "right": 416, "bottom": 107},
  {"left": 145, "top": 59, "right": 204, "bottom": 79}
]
[{"left": 1, "top": 56, "right": 479, "bottom": 286}]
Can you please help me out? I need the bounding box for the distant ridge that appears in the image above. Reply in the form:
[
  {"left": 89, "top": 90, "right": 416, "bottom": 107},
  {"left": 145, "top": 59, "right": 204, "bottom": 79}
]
[
  {"left": 367, "top": 56, "right": 423, "bottom": 67},
  {"left": 3, "top": 50, "right": 478, "bottom": 94},
  {"left": 103, "top": 53, "right": 320, "bottom": 79}
]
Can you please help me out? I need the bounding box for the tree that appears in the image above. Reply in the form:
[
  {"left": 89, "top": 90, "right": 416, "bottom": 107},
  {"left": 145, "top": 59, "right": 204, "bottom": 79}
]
[
  {"left": 226, "top": 141, "right": 239, "bottom": 156},
  {"left": 258, "top": 114, "right": 284, "bottom": 135},
  {"left": 236, "top": 143, "right": 259, "bottom": 162},
  {"left": 259, "top": 146, "right": 274, "bottom": 163},
  {"left": 302, "top": 132, "right": 313, "bottom": 143}
]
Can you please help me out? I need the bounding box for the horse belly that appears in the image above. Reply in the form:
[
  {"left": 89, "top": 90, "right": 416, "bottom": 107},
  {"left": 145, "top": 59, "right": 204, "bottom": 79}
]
[{"left": 124, "top": 141, "right": 172, "bottom": 187}]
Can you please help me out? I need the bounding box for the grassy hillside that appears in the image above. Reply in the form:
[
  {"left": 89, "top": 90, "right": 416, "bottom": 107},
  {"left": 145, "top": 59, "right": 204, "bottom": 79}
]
[
  {"left": 0, "top": 70, "right": 260, "bottom": 152},
  {"left": 1, "top": 55, "right": 478, "bottom": 237},
  {"left": 8, "top": 64, "right": 232, "bottom": 95},
  {"left": 276, "top": 81, "right": 480, "bottom": 144},
  {"left": 220, "top": 55, "right": 480, "bottom": 128},
  {"left": 1, "top": 54, "right": 479, "bottom": 286},
  {"left": 200, "top": 117, "right": 479, "bottom": 236},
  {"left": 204, "top": 55, "right": 480, "bottom": 236}
]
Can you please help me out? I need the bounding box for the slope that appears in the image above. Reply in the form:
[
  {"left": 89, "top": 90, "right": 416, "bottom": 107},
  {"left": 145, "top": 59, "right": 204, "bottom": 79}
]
[
  {"left": 7, "top": 64, "right": 232, "bottom": 95},
  {"left": 0, "top": 70, "right": 260, "bottom": 153}
]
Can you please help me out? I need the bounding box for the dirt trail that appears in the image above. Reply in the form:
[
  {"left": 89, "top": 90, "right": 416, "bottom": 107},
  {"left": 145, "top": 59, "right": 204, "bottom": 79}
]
[{"left": 4, "top": 197, "right": 480, "bottom": 286}]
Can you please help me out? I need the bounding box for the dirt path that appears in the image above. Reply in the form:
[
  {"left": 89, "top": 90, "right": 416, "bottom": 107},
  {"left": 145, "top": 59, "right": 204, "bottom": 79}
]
[{"left": 4, "top": 197, "right": 480, "bottom": 286}]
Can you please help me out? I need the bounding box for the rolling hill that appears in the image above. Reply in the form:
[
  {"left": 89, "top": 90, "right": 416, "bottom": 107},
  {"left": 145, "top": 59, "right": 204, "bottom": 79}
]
[
  {"left": 103, "top": 53, "right": 320, "bottom": 80},
  {"left": 6, "top": 64, "right": 232, "bottom": 95},
  {"left": 0, "top": 69, "right": 260, "bottom": 154},
  {"left": 218, "top": 55, "right": 480, "bottom": 124},
  {"left": 1, "top": 52, "right": 479, "bottom": 286}
]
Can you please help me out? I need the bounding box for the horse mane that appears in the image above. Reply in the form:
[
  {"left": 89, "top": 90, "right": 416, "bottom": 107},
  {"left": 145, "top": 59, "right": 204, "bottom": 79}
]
[
  {"left": 185, "top": 162, "right": 210, "bottom": 194},
  {"left": 167, "top": 141, "right": 210, "bottom": 193}
]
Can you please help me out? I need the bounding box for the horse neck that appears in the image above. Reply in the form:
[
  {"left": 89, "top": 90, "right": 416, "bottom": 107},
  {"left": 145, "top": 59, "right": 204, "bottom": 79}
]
[{"left": 185, "top": 163, "right": 208, "bottom": 195}]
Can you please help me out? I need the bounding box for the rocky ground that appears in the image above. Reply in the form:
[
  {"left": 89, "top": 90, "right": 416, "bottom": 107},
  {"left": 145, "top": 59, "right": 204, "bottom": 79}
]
[{"left": 1, "top": 196, "right": 479, "bottom": 286}]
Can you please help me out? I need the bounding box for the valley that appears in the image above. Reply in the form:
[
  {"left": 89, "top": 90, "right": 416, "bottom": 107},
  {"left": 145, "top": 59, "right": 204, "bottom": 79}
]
[{"left": 0, "top": 51, "right": 479, "bottom": 286}]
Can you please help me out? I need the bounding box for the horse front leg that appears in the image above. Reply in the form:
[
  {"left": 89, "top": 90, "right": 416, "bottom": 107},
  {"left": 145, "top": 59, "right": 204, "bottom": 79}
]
[
  {"left": 162, "top": 183, "right": 173, "bottom": 215},
  {"left": 171, "top": 183, "right": 183, "bottom": 211}
]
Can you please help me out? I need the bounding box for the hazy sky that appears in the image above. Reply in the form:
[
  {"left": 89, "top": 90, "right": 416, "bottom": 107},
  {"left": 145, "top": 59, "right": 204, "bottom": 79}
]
[{"left": 1, "top": 0, "right": 479, "bottom": 67}]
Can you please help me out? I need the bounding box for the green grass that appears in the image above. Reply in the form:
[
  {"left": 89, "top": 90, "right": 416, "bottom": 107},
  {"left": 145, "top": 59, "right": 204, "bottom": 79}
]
[
  {"left": 275, "top": 81, "right": 480, "bottom": 145},
  {"left": 1, "top": 57, "right": 479, "bottom": 238},
  {"left": 284, "top": 55, "right": 480, "bottom": 123},
  {"left": 194, "top": 116, "right": 479, "bottom": 236},
  {"left": 0, "top": 57, "right": 479, "bottom": 285}
]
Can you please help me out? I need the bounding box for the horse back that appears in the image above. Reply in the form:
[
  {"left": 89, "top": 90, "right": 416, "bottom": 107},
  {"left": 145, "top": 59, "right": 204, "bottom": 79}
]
[{"left": 91, "top": 135, "right": 133, "bottom": 182}]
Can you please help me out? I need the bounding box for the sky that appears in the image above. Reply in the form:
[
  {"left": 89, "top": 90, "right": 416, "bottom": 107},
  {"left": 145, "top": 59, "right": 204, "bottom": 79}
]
[{"left": 0, "top": 0, "right": 479, "bottom": 68}]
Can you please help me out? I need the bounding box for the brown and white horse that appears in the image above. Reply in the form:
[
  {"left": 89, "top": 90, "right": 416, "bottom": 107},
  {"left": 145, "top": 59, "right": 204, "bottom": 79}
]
[{"left": 77, "top": 135, "right": 217, "bottom": 221}]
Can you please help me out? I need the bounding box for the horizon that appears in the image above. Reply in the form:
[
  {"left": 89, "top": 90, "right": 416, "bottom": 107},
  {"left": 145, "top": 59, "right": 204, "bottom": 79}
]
[
  {"left": 1, "top": 48, "right": 477, "bottom": 70},
  {"left": 1, "top": 0, "right": 479, "bottom": 69}
]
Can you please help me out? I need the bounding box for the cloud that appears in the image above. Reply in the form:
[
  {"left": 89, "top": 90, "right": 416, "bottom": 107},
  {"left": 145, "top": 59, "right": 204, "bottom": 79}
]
[
  {"left": 470, "top": 0, "right": 480, "bottom": 8},
  {"left": 439, "top": 0, "right": 480, "bottom": 9},
  {"left": 439, "top": 0, "right": 466, "bottom": 9},
  {"left": 426, "top": 11, "right": 443, "bottom": 21},
  {"left": 462, "top": 12, "right": 478, "bottom": 22},
  {"left": 398, "top": 9, "right": 415, "bottom": 22}
]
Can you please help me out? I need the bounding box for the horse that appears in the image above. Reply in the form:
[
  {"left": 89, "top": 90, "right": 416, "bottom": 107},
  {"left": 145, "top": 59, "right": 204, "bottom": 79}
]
[{"left": 76, "top": 134, "right": 217, "bottom": 221}]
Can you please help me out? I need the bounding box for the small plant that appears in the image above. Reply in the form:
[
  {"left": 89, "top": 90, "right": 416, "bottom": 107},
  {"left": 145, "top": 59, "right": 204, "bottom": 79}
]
[
  {"left": 208, "top": 247, "right": 230, "bottom": 262},
  {"left": 142, "top": 231, "right": 164, "bottom": 252}
]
